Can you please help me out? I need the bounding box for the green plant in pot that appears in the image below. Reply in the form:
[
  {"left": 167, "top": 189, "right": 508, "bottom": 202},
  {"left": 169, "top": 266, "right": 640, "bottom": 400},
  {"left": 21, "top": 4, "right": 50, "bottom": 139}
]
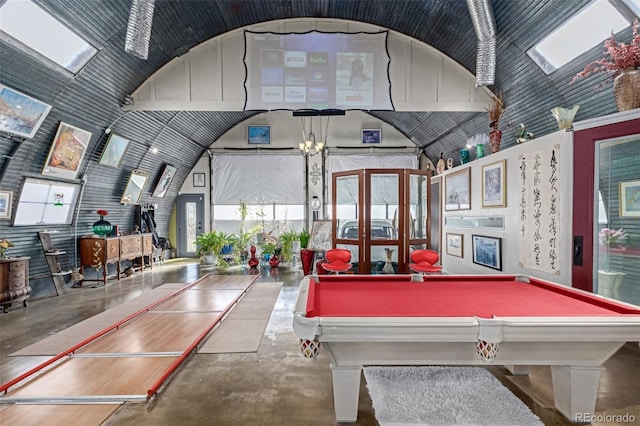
[
  {"left": 195, "top": 230, "right": 232, "bottom": 266},
  {"left": 299, "top": 228, "right": 310, "bottom": 249},
  {"left": 279, "top": 228, "right": 299, "bottom": 263}
]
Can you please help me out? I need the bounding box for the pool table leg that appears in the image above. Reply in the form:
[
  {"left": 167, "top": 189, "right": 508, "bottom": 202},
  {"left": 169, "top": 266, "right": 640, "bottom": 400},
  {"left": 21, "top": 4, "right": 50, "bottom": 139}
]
[
  {"left": 331, "top": 366, "right": 361, "bottom": 422},
  {"left": 551, "top": 365, "right": 603, "bottom": 421}
]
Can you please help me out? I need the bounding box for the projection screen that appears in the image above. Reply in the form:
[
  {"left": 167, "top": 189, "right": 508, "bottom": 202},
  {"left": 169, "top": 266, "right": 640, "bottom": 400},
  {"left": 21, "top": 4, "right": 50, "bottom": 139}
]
[{"left": 244, "top": 31, "right": 393, "bottom": 111}]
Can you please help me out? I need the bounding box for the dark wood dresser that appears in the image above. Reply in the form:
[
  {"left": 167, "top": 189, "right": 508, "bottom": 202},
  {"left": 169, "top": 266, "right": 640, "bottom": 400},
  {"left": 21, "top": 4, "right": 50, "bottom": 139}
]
[{"left": 0, "top": 257, "right": 31, "bottom": 313}]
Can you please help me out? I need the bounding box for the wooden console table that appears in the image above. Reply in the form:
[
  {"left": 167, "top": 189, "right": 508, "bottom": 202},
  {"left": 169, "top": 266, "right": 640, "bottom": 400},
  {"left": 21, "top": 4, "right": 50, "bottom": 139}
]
[
  {"left": 79, "top": 234, "right": 153, "bottom": 285},
  {"left": 0, "top": 257, "right": 31, "bottom": 313}
]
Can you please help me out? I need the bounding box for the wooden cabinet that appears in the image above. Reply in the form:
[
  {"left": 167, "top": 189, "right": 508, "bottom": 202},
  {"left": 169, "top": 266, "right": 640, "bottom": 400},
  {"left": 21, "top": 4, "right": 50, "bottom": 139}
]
[
  {"left": 79, "top": 234, "right": 152, "bottom": 285},
  {"left": 0, "top": 257, "right": 31, "bottom": 313}
]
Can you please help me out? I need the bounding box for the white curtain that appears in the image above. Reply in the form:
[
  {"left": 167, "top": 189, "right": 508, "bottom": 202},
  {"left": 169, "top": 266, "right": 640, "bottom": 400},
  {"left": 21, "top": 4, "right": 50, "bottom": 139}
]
[{"left": 212, "top": 154, "right": 305, "bottom": 205}]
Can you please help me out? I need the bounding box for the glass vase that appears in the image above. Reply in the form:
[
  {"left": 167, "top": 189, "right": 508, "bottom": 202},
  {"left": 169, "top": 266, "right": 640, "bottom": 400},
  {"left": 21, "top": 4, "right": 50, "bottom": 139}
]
[
  {"left": 92, "top": 216, "right": 113, "bottom": 237},
  {"left": 550, "top": 105, "right": 580, "bottom": 130},
  {"left": 476, "top": 144, "right": 485, "bottom": 158},
  {"left": 460, "top": 149, "right": 470, "bottom": 164}
]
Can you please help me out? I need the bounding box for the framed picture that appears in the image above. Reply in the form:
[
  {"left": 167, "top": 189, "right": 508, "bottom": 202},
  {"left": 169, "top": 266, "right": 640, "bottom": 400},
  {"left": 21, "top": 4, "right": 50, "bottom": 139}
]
[
  {"left": 42, "top": 122, "right": 92, "bottom": 180},
  {"left": 247, "top": 125, "right": 270, "bottom": 144},
  {"left": 121, "top": 169, "right": 149, "bottom": 205},
  {"left": 0, "top": 190, "right": 13, "bottom": 220},
  {"left": 362, "top": 129, "right": 381, "bottom": 144},
  {"left": 151, "top": 164, "right": 178, "bottom": 198},
  {"left": 472, "top": 234, "right": 502, "bottom": 271},
  {"left": 193, "top": 172, "right": 206, "bottom": 187},
  {"left": 446, "top": 233, "right": 463, "bottom": 258},
  {"left": 309, "top": 220, "right": 333, "bottom": 251},
  {"left": 619, "top": 179, "right": 640, "bottom": 217},
  {"left": 445, "top": 168, "right": 470, "bottom": 211},
  {"left": 482, "top": 160, "right": 506, "bottom": 207},
  {"left": 0, "top": 84, "right": 52, "bottom": 139},
  {"left": 99, "top": 133, "right": 130, "bottom": 168}
]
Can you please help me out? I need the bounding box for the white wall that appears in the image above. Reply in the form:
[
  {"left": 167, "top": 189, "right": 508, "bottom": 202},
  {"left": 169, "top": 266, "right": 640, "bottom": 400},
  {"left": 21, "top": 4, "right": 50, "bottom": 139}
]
[
  {"left": 128, "top": 18, "right": 491, "bottom": 112},
  {"left": 440, "top": 130, "right": 574, "bottom": 286}
]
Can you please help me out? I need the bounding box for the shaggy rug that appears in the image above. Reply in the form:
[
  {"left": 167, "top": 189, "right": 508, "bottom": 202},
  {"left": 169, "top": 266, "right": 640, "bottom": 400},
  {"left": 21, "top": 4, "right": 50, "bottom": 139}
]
[{"left": 363, "top": 366, "right": 543, "bottom": 426}]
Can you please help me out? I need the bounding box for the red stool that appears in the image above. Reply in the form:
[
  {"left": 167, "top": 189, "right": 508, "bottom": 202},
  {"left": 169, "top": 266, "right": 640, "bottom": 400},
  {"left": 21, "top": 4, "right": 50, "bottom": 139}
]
[
  {"left": 322, "top": 249, "right": 353, "bottom": 274},
  {"left": 409, "top": 249, "right": 442, "bottom": 274}
]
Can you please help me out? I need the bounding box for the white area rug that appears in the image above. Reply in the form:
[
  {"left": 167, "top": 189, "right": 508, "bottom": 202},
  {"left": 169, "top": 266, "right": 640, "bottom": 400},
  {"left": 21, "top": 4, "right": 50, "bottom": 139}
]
[{"left": 364, "top": 366, "right": 543, "bottom": 426}]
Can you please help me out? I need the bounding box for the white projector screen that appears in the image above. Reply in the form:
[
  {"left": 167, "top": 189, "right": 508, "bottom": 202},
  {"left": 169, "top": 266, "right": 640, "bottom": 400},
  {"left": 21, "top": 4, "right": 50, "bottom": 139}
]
[{"left": 244, "top": 31, "right": 393, "bottom": 111}]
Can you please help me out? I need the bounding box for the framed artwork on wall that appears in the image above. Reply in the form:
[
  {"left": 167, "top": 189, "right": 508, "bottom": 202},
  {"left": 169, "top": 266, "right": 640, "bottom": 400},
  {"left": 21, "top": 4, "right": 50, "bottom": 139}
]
[
  {"left": 99, "top": 133, "right": 130, "bottom": 168},
  {"left": 362, "top": 129, "right": 381, "bottom": 144},
  {"left": 482, "top": 160, "right": 506, "bottom": 207},
  {"left": 247, "top": 125, "right": 270, "bottom": 144},
  {"left": 446, "top": 233, "right": 463, "bottom": 258},
  {"left": 0, "top": 84, "right": 52, "bottom": 139},
  {"left": 472, "top": 234, "right": 502, "bottom": 270},
  {"left": 193, "top": 172, "right": 206, "bottom": 187},
  {"left": 619, "top": 179, "right": 640, "bottom": 217},
  {"left": 151, "top": 164, "right": 177, "bottom": 198},
  {"left": 121, "top": 169, "right": 149, "bottom": 205},
  {"left": 42, "top": 122, "right": 92, "bottom": 180},
  {"left": 309, "top": 220, "right": 333, "bottom": 251},
  {"left": 444, "top": 168, "right": 470, "bottom": 211},
  {"left": 0, "top": 190, "right": 13, "bottom": 220}
]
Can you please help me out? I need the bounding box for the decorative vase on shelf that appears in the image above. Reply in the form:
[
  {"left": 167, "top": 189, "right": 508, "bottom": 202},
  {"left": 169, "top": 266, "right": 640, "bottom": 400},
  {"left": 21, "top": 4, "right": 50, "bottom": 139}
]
[
  {"left": 476, "top": 144, "right": 485, "bottom": 159},
  {"left": 460, "top": 149, "right": 470, "bottom": 164},
  {"left": 489, "top": 128, "right": 502, "bottom": 153},
  {"left": 614, "top": 68, "right": 640, "bottom": 112},
  {"left": 550, "top": 105, "right": 580, "bottom": 130},
  {"left": 92, "top": 216, "right": 113, "bottom": 237},
  {"left": 436, "top": 153, "right": 445, "bottom": 175}
]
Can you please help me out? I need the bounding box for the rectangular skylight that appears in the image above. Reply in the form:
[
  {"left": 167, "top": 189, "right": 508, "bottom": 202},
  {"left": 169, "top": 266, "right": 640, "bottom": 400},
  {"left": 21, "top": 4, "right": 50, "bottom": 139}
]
[
  {"left": 0, "top": 0, "right": 97, "bottom": 73},
  {"left": 528, "top": 0, "right": 632, "bottom": 74}
]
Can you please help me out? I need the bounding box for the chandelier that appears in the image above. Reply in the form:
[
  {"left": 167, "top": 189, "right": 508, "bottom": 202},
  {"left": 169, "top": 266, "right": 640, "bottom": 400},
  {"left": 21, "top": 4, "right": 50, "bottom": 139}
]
[{"left": 299, "top": 116, "right": 327, "bottom": 156}]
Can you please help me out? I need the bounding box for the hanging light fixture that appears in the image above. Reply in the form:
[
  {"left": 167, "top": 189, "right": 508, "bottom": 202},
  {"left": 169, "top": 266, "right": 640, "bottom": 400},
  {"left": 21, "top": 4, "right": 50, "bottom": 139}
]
[{"left": 299, "top": 116, "right": 327, "bottom": 156}]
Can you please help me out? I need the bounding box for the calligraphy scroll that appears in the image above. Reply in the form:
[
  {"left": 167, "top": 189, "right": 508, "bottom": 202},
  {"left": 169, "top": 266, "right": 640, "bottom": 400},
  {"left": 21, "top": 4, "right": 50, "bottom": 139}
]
[{"left": 518, "top": 144, "right": 560, "bottom": 274}]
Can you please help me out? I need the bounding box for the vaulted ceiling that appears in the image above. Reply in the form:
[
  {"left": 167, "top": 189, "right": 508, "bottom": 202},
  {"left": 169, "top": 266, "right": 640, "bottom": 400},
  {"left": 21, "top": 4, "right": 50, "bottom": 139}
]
[{"left": 0, "top": 0, "right": 633, "bottom": 249}]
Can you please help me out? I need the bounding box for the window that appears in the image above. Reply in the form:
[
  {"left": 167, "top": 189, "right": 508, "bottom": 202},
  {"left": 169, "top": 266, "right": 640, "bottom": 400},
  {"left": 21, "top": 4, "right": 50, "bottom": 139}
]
[
  {"left": 0, "top": 0, "right": 97, "bottom": 73},
  {"left": 528, "top": 0, "right": 633, "bottom": 74},
  {"left": 13, "top": 178, "right": 81, "bottom": 226}
]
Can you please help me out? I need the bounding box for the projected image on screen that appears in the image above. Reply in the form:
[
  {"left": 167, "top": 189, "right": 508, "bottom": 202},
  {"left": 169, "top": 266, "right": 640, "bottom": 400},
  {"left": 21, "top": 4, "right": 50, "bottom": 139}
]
[{"left": 244, "top": 31, "right": 393, "bottom": 111}]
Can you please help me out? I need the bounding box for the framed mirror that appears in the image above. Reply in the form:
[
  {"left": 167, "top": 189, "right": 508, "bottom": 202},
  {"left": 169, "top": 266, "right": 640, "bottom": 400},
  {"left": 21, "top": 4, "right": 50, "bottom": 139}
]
[{"left": 120, "top": 169, "right": 149, "bottom": 205}]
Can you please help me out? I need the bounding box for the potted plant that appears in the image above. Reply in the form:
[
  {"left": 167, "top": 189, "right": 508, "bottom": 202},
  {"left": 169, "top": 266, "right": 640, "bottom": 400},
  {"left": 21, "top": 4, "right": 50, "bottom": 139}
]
[
  {"left": 195, "top": 230, "right": 232, "bottom": 266},
  {"left": 299, "top": 229, "right": 314, "bottom": 275},
  {"left": 571, "top": 20, "right": 640, "bottom": 111},
  {"left": 279, "top": 228, "right": 299, "bottom": 263},
  {"left": 485, "top": 91, "right": 504, "bottom": 153}
]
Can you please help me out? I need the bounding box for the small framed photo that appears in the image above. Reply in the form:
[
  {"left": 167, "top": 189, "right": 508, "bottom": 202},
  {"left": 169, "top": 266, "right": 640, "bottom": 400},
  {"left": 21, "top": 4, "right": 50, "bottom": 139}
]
[
  {"left": 99, "top": 133, "right": 130, "bottom": 168},
  {"left": 445, "top": 168, "right": 470, "bottom": 211},
  {"left": 42, "top": 121, "right": 92, "bottom": 180},
  {"left": 446, "top": 233, "right": 463, "bottom": 258},
  {"left": 472, "top": 234, "right": 502, "bottom": 271},
  {"left": 619, "top": 179, "right": 640, "bottom": 217},
  {"left": 0, "top": 190, "right": 13, "bottom": 220},
  {"left": 248, "top": 125, "right": 270, "bottom": 144},
  {"left": 362, "top": 129, "right": 381, "bottom": 144},
  {"left": 193, "top": 172, "right": 206, "bottom": 187},
  {"left": 151, "top": 164, "right": 177, "bottom": 198},
  {"left": 482, "top": 160, "right": 506, "bottom": 208}
]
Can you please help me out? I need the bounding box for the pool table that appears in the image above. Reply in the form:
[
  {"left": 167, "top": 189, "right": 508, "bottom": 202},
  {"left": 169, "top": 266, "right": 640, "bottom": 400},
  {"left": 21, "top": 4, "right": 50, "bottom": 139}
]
[{"left": 292, "top": 274, "right": 640, "bottom": 422}]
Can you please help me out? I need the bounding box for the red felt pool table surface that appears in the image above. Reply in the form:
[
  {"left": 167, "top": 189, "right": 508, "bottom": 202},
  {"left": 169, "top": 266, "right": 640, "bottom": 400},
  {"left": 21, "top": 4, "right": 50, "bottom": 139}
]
[{"left": 305, "top": 274, "right": 640, "bottom": 319}]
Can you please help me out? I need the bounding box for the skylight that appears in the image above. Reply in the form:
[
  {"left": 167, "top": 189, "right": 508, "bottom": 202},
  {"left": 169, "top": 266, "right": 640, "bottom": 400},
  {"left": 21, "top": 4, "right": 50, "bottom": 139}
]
[
  {"left": 0, "top": 0, "right": 97, "bottom": 73},
  {"left": 528, "top": 0, "right": 634, "bottom": 74}
]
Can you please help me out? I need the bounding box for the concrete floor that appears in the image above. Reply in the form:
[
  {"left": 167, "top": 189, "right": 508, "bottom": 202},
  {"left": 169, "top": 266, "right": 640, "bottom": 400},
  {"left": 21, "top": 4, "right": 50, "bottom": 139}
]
[{"left": 1, "top": 259, "right": 639, "bottom": 425}]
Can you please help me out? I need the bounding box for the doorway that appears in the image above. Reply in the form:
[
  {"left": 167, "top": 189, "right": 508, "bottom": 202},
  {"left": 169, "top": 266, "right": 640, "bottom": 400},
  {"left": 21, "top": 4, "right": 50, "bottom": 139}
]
[{"left": 176, "top": 194, "right": 205, "bottom": 258}]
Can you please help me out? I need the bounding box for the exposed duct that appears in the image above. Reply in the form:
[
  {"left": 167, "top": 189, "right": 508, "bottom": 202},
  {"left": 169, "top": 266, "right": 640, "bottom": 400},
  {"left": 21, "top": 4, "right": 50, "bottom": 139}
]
[
  {"left": 125, "top": 0, "right": 156, "bottom": 60},
  {"left": 467, "top": 0, "right": 497, "bottom": 86}
]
